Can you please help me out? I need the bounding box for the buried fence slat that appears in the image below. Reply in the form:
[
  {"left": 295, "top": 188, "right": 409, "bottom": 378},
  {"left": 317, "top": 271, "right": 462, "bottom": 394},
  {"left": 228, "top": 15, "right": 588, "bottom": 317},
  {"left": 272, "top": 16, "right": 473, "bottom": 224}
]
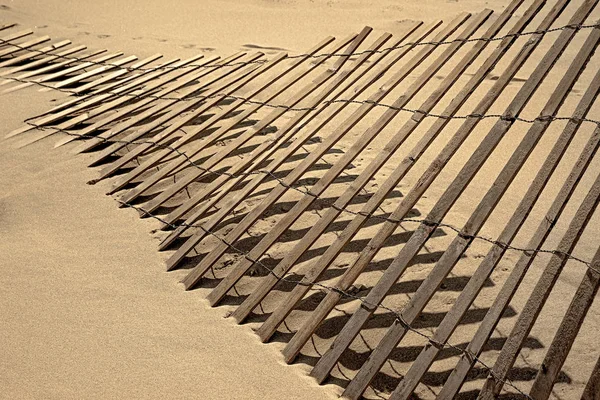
[
  {"left": 0, "top": 44, "right": 87, "bottom": 80},
  {"left": 528, "top": 247, "right": 600, "bottom": 399},
  {"left": 172, "top": 17, "right": 459, "bottom": 282},
  {"left": 0, "top": 48, "right": 107, "bottom": 94},
  {"left": 136, "top": 26, "right": 375, "bottom": 213},
  {"left": 0, "top": 35, "right": 50, "bottom": 58},
  {"left": 51, "top": 54, "right": 165, "bottom": 147},
  {"left": 48, "top": 54, "right": 138, "bottom": 90},
  {"left": 92, "top": 53, "right": 268, "bottom": 178},
  {"left": 0, "top": 40, "right": 72, "bottom": 71},
  {"left": 19, "top": 51, "right": 246, "bottom": 148},
  {"left": 69, "top": 53, "right": 163, "bottom": 95},
  {"left": 157, "top": 22, "right": 425, "bottom": 251},
  {"left": 279, "top": 0, "right": 572, "bottom": 366},
  {"left": 385, "top": 39, "right": 600, "bottom": 400},
  {"left": 111, "top": 34, "right": 344, "bottom": 199},
  {"left": 3, "top": 50, "right": 122, "bottom": 96},
  {"left": 45, "top": 54, "right": 171, "bottom": 116},
  {"left": 34, "top": 54, "right": 210, "bottom": 142},
  {"left": 85, "top": 52, "right": 259, "bottom": 167},
  {"left": 206, "top": 10, "right": 492, "bottom": 309},
  {"left": 0, "top": 29, "right": 33, "bottom": 47},
  {"left": 306, "top": 0, "right": 592, "bottom": 381},
  {"left": 233, "top": 0, "right": 525, "bottom": 330}
]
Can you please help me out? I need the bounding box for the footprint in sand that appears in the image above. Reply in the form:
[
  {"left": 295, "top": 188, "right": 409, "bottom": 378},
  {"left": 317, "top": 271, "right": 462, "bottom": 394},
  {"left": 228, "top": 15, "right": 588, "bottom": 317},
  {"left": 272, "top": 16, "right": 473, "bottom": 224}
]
[
  {"left": 0, "top": 4, "right": 11, "bottom": 10},
  {"left": 97, "top": 34, "right": 110, "bottom": 39}
]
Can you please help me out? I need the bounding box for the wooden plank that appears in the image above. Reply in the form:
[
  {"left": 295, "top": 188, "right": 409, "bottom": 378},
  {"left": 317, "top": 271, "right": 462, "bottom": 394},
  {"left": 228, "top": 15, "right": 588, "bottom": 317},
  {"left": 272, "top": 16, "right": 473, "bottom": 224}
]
[
  {"left": 0, "top": 23, "right": 16, "bottom": 32},
  {"left": 306, "top": 0, "right": 592, "bottom": 380},
  {"left": 92, "top": 52, "right": 267, "bottom": 177},
  {"left": 582, "top": 354, "right": 600, "bottom": 400},
  {"left": 528, "top": 247, "right": 600, "bottom": 399},
  {"left": 0, "top": 29, "right": 33, "bottom": 46},
  {"left": 279, "top": 0, "right": 572, "bottom": 366},
  {"left": 81, "top": 52, "right": 257, "bottom": 165},
  {"left": 52, "top": 54, "right": 165, "bottom": 147},
  {"left": 70, "top": 53, "right": 163, "bottom": 94},
  {"left": 477, "top": 168, "right": 600, "bottom": 399},
  {"left": 158, "top": 22, "right": 424, "bottom": 251},
  {"left": 137, "top": 26, "right": 375, "bottom": 213},
  {"left": 0, "top": 48, "right": 105, "bottom": 90},
  {"left": 255, "top": 0, "right": 544, "bottom": 345},
  {"left": 63, "top": 54, "right": 224, "bottom": 152},
  {"left": 47, "top": 54, "right": 138, "bottom": 89},
  {"left": 385, "top": 39, "right": 600, "bottom": 400},
  {"left": 384, "top": 27, "right": 600, "bottom": 400},
  {"left": 31, "top": 54, "right": 204, "bottom": 132},
  {"left": 0, "top": 39, "right": 72, "bottom": 71},
  {"left": 206, "top": 10, "right": 492, "bottom": 308},
  {"left": 110, "top": 34, "right": 345, "bottom": 199},
  {"left": 234, "top": 0, "right": 526, "bottom": 330},
  {"left": 437, "top": 123, "right": 600, "bottom": 400},
  {"left": 0, "top": 35, "right": 50, "bottom": 58},
  {"left": 2, "top": 50, "right": 117, "bottom": 94},
  {"left": 16, "top": 53, "right": 222, "bottom": 143},
  {"left": 166, "top": 20, "right": 443, "bottom": 276}
]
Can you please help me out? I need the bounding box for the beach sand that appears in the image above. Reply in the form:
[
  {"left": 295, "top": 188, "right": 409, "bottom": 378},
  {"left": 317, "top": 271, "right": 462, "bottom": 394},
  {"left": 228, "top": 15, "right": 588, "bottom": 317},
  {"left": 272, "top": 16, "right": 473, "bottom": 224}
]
[{"left": 1, "top": 1, "right": 599, "bottom": 399}]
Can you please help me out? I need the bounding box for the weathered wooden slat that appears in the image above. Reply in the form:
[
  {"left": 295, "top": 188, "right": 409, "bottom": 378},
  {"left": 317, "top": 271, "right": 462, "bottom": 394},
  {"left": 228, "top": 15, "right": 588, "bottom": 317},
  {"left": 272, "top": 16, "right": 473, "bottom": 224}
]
[
  {"left": 582, "top": 354, "right": 600, "bottom": 400},
  {"left": 111, "top": 34, "right": 345, "bottom": 199},
  {"left": 0, "top": 39, "right": 72, "bottom": 71},
  {"left": 438, "top": 122, "right": 600, "bottom": 400},
  {"left": 307, "top": 0, "right": 591, "bottom": 380},
  {"left": 2, "top": 50, "right": 117, "bottom": 94},
  {"left": 234, "top": 0, "right": 525, "bottom": 330},
  {"left": 37, "top": 54, "right": 207, "bottom": 138},
  {"left": 207, "top": 10, "right": 492, "bottom": 309},
  {"left": 49, "top": 54, "right": 138, "bottom": 89},
  {"left": 0, "top": 29, "right": 33, "bottom": 46},
  {"left": 0, "top": 35, "right": 50, "bottom": 58},
  {"left": 386, "top": 37, "right": 600, "bottom": 400},
  {"left": 161, "top": 22, "right": 438, "bottom": 270},
  {"left": 0, "top": 48, "right": 105, "bottom": 92},
  {"left": 157, "top": 22, "right": 424, "bottom": 251},
  {"left": 70, "top": 53, "right": 163, "bottom": 94},
  {"left": 84, "top": 52, "right": 258, "bottom": 167},
  {"left": 255, "top": 0, "right": 544, "bottom": 346},
  {"left": 161, "top": 21, "right": 431, "bottom": 269},
  {"left": 177, "top": 15, "right": 466, "bottom": 288},
  {"left": 476, "top": 168, "right": 600, "bottom": 399},
  {"left": 92, "top": 53, "right": 266, "bottom": 177},
  {"left": 137, "top": 26, "right": 375, "bottom": 213},
  {"left": 528, "top": 247, "right": 600, "bottom": 399},
  {"left": 383, "top": 24, "right": 600, "bottom": 400},
  {"left": 66, "top": 53, "right": 240, "bottom": 154},
  {"left": 280, "top": 0, "right": 573, "bottom": 366}
]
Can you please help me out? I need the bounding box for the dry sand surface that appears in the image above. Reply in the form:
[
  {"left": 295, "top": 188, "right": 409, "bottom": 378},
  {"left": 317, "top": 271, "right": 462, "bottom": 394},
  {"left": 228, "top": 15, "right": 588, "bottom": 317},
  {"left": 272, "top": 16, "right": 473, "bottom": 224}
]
[{"left": 1, "top": 0, "right": 600, "bottom": 399}]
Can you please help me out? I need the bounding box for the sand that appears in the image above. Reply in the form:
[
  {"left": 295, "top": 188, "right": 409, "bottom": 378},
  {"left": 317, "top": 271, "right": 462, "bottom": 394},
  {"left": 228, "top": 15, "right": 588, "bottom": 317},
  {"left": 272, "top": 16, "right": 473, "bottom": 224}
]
[{"left": 1, "top": 1, "right": 599, "bottom": 399}]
